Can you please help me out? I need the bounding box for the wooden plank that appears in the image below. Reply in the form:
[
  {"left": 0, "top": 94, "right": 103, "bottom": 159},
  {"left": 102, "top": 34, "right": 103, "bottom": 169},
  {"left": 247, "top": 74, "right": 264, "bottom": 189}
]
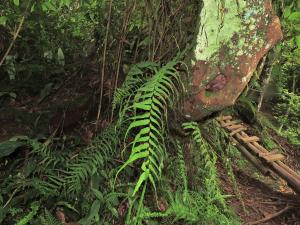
[
  {"left": 278, "top": 162, "right": 300, "bottom": 181},
  {"left": 230, "top": 127, "right": 247, "bottom": 136},
  {"left": 235, "top": 134, "right": 263, "bottom": 156},
  {"left": 241, "top": 136, "right": 260, "bottom": 143},
  {"left": 217, "top": 116, "right": 232, "bottom": 122},
  {"left": 221, "top": 120, "right": 240, "bottom": 128},
  {"left": 251, "top": 141, "right": 270, "bottom": 154},
  {"left": 261, "top": 150, "right": 278, "bottom": 157},
  {"left": 234, "top": 139, "right": 273, "bottom": 176},
  {"left": 263, "top": 154, "right": 285, "bottom": 162},
  {"left": 227, "top": 124, "right": 244, "bottom": 131}
]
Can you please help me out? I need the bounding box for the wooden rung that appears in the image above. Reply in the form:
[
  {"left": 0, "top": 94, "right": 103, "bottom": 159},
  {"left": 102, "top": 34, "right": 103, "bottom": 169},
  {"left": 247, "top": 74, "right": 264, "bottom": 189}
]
[
  {"left": 217, "top": 116, "right": 232, "bottom": 122},
  {"left": 261, "top": 150, "right": 278, "bottom": 157},
  {"left": 263, "top": 154, "right": 285, "bottom": 162},
  {"left": 241, "top": 136, "right": 260, "bottom": 143},
  {"left": 230, "top": 127, "right": 247, "bottom": 136},
  {"left": 252, "top": 142, "right": 269, "bottom": 154},
  {"left": 221, "top": 120, "right": 240, "bottom": 128},
  {"left": 227, "top": 124, "right": 244, "bottom": 131}
]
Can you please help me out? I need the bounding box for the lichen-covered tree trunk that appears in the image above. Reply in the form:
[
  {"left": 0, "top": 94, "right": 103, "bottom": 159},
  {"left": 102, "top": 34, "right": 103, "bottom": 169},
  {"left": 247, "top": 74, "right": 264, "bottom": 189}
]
[{"left": 183, "top": 0, "right": 282, "bottom": 120}]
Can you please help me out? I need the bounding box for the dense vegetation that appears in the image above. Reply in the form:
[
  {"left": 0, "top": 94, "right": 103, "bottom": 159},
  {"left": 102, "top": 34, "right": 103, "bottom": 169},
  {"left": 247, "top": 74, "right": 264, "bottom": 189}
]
[{"left": 0, "top": 0, "right": 299, "bottom": 224}]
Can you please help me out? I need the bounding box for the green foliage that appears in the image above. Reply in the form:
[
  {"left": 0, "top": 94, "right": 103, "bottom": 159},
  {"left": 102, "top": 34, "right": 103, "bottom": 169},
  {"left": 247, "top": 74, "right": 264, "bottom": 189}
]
[
  {"left": 116, "top": 56, "right": 182, "bottom": 197},
  {"left": 143, "top": 190, "right": 239, "bottom": 225},
  {"left": 175, "top": 141, "right": 189, "bottom": 200},
  {"left": 15, "top": 202, "right": 39, "bottom": 225},
  {"left": 0, "top": 139, "right": 24, "bottom": 159},
  {"left": 112, "top": 61, "right": 160, "bottom": 112},
  {"left": 0, "top": 0, "right": 262, "bottom": 224},
  {"left": 137, "top": 126, "right": 241, "bottom": 225},
  {"left": 40, "top": 210, "right": 63, "bottom": 225},
  {"left": 275, "top": 89, "right": 300, "bottom": 146},
  {"left": 182, "top": 122, "right": 227, "bottom": 208},
  {"left": 263, "top": 0, "right": 300, "bottom": 147},
  {"left": 64, "top": 126, "right": 119, "bottom": 194},
  {"left": 205, "top": 120, "right": 246, "bottom": 212},
  {"left": 235, "top": 96, "right": 257, "bottom": 124},
  {"left": 280, "top": 1, "right": 300, "bottom": 64},
  {"left": 168, "top": 191, "right": 239, "bottom": 225}
]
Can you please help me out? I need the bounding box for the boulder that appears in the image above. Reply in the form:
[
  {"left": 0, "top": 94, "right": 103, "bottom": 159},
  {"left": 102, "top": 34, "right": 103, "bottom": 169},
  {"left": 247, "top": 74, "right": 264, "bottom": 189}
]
[{"left": 184, "top": 0, "right": 282, "bottom": 120}]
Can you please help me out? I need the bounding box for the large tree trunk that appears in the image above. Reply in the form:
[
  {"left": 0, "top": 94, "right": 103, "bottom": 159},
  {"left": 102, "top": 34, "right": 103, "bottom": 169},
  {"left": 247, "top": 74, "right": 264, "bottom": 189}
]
[{"left": 183, "top": 0, "right": 282, "bottom": 120}]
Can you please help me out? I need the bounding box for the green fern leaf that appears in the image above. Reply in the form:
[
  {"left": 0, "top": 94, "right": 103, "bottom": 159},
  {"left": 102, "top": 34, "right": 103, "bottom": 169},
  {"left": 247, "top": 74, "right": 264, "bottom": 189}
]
[
  {"left": 40, "top": 210, "right": 63, "bottom": 225},
  {"left": 116, "top": 57, "right": 182, "bottom": 197},
  {"left": 64, "top": 126, "right": 118, "bottom": 194}
]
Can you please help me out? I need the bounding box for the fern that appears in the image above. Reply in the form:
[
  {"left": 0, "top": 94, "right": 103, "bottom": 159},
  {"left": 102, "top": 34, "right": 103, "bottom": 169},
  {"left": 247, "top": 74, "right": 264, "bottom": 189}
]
[
  {"left": 28, "top": 138, "right": 66, "bottom": 169},
  {"left": 116, "top": 57, "right": 181, "bottom": 197},
  {"left": 142, "top": 190, "right": 240, "bottom": 225},
  {"left": 6, "top": 176, "right": 60, "bottom": 197},
  {"left": 182, "top": 122, "right": 226, "bottom": 208},
  {"left": 205, "top": 120, "right": 246, "bottom": 212},
  {"left": 176, "top": 141, "right": 189, "bottom": 201},
  {"left": 40, "top": 210, "right": 63, "bottom": 225},
  {"left": 64, "top": 126, "right": 118, "bottom": 194},
  {"left": 15, "top": 202, "right": 39, "bottom": 225},
  {"left": 112, "top": 61, "right": 160, "bottom": 112}
]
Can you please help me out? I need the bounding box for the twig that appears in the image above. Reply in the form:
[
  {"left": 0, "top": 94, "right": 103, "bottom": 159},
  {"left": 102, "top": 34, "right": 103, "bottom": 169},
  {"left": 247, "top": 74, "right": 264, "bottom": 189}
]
[
  {"left": 0, "top": 16, "right": 25, "bottom": 67},
  {"left": 3, "top": 188, "right": 18, "bottom": 208},
  {"left": 95, "top": 0, "right": 113, "bottom": 131},
  {"left": 110, "top": 0, "right": 136, "bottom": 122},
  {"left": 246, "top": 205, "right": 292, "bottom": 225},
  {"left": 257, "top": 58, "right": 274, "bottom": 112}
]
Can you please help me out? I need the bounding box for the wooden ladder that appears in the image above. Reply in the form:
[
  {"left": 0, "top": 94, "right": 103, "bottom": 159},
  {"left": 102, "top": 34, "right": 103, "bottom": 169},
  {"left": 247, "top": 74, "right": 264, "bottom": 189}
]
[{"left": 217, "top": 115, "right": 300, "bottom": 195}]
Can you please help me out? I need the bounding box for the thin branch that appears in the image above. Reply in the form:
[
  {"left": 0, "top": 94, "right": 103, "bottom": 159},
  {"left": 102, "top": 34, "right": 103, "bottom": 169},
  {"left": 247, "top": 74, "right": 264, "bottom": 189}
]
[
  {"left": 0, "top": 15, "right": 25, "bottom": 67},
  {"left": 247, "top": 205, "right": 292, "bottom": 225},
  {"left": 110, "top": 0, "right": 136, "bottom": 122},
  {"left": 96, "top": 0, "right": 113, "bottom": 131},
  {"left": 0, "top": 0, "right": 33, "bottom": 67}
]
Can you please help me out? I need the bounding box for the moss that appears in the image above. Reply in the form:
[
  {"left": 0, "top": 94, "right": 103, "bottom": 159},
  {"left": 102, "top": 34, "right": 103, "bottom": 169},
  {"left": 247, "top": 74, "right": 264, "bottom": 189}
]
[
  {"left": 193, "top": 0, "right": 267, "bottom": 64},
  {"left": 194, "top": 0, "right": 247, "bottom": 61}
]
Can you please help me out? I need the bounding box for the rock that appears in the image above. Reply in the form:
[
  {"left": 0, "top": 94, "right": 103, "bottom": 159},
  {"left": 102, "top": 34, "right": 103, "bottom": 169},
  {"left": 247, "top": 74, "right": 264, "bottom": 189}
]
[{"left": 184, "top": 0, "right": 282, "bottom": 120}]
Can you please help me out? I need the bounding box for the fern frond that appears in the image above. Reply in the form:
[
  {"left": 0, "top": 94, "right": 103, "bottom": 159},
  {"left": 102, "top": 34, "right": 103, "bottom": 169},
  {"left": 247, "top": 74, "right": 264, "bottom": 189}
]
[
  {"left": 112, "top": 61, "right": 160, "bottom": 112},
  {"left": 28, "top": 138, "right": 66, "bottom": 169},
  {"left": 117, "top": 58, "right": 181, "bottom": 196},
  {"left": 6, "top": 176, "right": 60, "bottom": 197},
  {"left": 15, "top": 202, "right": 39, "bottom": 225},
  {"left": 40, "top": 210, "right": 63, "bottom": 225},
  {"left": 176, "top": 141, "right": 188, "bottom": 201},
  {"left": 182, "top": 122, "right": 226, "bottom": 208},
  {"left": 205, "top": 120, "right": 246, "bottom": 211},
  {"left": 143, "top": 190, "right": 240, "bottom": 225},
  {"left": 64, "top": 126, "right": 118, "bottom": 194}
]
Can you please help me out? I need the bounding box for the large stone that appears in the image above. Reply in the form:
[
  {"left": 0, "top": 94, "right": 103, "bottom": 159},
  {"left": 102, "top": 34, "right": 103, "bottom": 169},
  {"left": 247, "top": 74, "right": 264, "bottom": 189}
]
[{"left": 184, "top": 0, "right": 282, "bottom": 120}]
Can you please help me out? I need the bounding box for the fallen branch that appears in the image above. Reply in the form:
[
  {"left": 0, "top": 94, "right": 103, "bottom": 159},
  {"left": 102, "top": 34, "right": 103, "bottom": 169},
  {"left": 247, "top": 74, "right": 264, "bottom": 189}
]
[{"left": 247, "top": 205, "right": 292, "bottom": 225}]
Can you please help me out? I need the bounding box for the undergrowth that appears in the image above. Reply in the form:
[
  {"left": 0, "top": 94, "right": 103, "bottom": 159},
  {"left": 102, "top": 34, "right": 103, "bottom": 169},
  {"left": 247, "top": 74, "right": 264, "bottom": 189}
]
[{"left": 1, "top": 57, "right": 240, "bottom": 225}]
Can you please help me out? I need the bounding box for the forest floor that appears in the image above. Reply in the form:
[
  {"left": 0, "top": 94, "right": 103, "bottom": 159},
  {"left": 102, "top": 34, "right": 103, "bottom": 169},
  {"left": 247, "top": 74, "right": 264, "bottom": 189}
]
[
  {"left": 219, "top": 127, "right": 300, "bottom": 225},
  {"left": 1, "top": 71, "right": 300, "bottom": 224}
]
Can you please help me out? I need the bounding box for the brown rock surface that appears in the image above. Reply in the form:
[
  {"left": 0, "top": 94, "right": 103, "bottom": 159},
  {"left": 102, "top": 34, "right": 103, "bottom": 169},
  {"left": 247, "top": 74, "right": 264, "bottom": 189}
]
[{"left": 184, "top": 0, "right": 283, "bottom": 120}]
